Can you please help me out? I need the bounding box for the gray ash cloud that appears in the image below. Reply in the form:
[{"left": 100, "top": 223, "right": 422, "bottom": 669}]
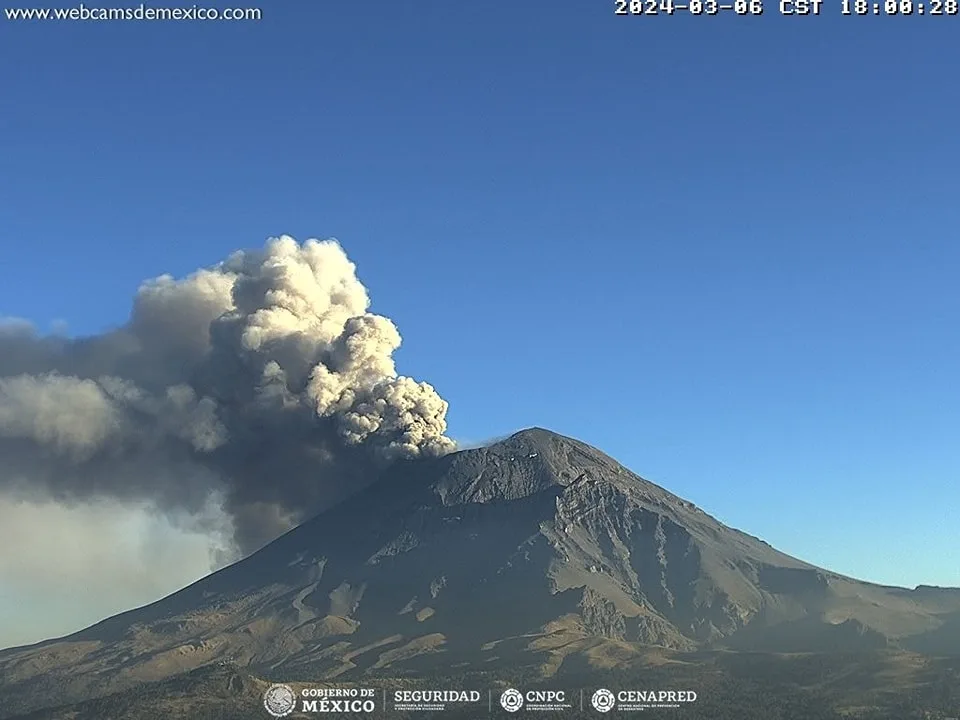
[{"left": 0, "top": 236, "right": 455, "bottom": 555}]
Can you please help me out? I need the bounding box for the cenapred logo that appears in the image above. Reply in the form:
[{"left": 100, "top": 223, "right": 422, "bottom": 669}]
[
  {"left": 590, "top": 687, "right": 698, "bottom": 712},
  {"left": 263, "top": 684, "right": 297, "bottom": 717},
  {"left": 591, "top": 688, "right": 616, "bottom": 713},
  {"left": 500, "top": 688, "right": 524, "bottom": 712}
]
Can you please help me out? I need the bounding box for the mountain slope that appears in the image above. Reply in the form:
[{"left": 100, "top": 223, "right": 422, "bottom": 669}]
[
  {"left": 1, "top": 428, "right": 958, "bottom": 718},
  {"left": 11, "top": 652, "right": 960, "bottom": 720}
]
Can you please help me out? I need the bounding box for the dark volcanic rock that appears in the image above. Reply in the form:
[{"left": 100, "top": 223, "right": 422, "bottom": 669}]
[{"left": 1, "top": 427, "right": 958, "bottom": 718}]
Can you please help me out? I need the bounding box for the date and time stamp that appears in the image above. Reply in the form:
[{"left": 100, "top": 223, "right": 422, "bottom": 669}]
[{"left": 615, "top": 0, "right": 958, "bottom": 15}]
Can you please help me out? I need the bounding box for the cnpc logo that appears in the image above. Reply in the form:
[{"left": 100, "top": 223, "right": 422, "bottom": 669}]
[{"left": 499, "top": 688, "right": 567, "bottom": 712}]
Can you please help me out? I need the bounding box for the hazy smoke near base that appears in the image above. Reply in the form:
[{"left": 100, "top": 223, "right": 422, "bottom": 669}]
[
  {"left": 0, "top": 494, "right": 234, "bottom": 649},
  {"left": 0, "top": 236, "right": 456, "bottom": 557}
]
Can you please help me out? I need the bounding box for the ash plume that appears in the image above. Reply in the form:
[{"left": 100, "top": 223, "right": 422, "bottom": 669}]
[{"left": 0, "top": 236, "right": 455, "bottom": 556}]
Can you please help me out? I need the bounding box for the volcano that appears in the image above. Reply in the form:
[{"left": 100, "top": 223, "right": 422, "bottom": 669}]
[{"left": 1, "top": 428, "right": 958, "bottom": 718}]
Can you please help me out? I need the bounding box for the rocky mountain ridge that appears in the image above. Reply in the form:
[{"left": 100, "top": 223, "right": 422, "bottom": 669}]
[{"left": 1, "top": 428, "right": 958, "bottom": 718}]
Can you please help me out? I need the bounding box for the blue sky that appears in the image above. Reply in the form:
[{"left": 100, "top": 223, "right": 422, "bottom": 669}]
[{"left": 2, "top": 1, "right": 958, "bottom": 596}]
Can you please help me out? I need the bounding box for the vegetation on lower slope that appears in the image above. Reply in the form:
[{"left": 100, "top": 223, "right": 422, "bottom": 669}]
[{"left": 9, "top": 651, "right": 959, "bottom": 720}]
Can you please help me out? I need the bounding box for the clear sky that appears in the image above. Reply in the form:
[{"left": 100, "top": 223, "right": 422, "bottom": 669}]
[{"left": 1, "top": 0, "right": 958, "bottom": 645}]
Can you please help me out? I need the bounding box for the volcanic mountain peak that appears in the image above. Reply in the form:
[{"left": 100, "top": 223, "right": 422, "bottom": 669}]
[
  {"left": 432, "top": 427, "right": 633, "bottom": 503},
  {"left": 2, "top": 427, "right": 959, "bottom": 720},
  {"left": 420, "top": 427, "right": 682, "bottom": 511}
]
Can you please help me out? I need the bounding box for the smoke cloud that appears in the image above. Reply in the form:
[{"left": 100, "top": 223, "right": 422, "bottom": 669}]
[
  {"left": 0, "top": 236, "right": 456, "bottom": 558},
  {"left": 0, "top": 493, "right": 232, "bottom": 649}
]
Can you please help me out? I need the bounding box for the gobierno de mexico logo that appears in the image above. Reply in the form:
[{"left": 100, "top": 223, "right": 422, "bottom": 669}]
[
  {"left": 263, "top": 684, "right": 297, "bottom": 718},
  {"left": 263, "top": 684, "right": 378, "bottom": 715}
]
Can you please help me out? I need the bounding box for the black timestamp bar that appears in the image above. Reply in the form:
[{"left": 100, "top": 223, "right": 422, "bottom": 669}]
[{"left": 614, "top": 0, "right": 765, "bottom": 14}]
